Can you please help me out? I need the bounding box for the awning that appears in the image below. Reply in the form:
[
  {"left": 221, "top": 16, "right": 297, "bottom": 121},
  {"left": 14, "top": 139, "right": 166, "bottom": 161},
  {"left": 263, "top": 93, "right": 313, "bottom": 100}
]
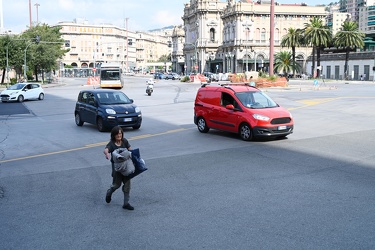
[{"left": 237, "top": 59, "right": 270, "bottom": 63}]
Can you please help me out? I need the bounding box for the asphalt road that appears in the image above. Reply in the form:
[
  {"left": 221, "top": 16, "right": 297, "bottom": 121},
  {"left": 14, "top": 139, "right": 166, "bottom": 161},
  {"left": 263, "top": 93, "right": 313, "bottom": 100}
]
[{"left": 1, "top": 77, "right": 375, "bottom": 249}]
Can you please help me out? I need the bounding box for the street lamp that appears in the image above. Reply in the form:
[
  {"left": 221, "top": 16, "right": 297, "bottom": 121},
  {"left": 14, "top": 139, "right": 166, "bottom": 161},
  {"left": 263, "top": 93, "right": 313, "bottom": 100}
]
[
  {"left": 185, "top": 41, "right": 198, "bottom": 73},
  {"left": 34, "top": 3, "right": 40, "bottom": 24},
  {"left": 6, "top": 46, "right": 9, "bottom": 87},
  {"left": 226, "top": 52, "right": 233, "bottom": 73},
  {"left": 24, "top": 42, "right": 33, "bottom": 82}
]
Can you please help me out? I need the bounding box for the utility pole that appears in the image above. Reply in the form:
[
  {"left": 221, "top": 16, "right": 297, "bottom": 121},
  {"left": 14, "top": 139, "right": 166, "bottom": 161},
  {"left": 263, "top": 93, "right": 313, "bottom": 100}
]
[
  {"left": 125, "top": 18, "right": 129, "bottom": 73},
  {"left": 29, "top": 0, "right": 32, "bottom": 28},
  {"left": 269, "top": 0, "right": 275, "bottom": 76},
  {"left": 35, "top": 3, "right": 40, "bottom": 24}
]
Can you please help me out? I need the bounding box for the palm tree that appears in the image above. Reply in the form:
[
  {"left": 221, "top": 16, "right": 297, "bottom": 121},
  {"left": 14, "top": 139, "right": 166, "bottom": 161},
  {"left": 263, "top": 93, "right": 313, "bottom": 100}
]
[
  {"left": 304, "top": 17, "right": 332, "bottom": 78},
  {"left": 281, "top": 28, "right": 303, "bottom": 78},
  {"left": 274, "top": 51, "right": 301, "bottom": 78},
  {"left": 333, "top": 21, "right": 365, "bottom": 80}
]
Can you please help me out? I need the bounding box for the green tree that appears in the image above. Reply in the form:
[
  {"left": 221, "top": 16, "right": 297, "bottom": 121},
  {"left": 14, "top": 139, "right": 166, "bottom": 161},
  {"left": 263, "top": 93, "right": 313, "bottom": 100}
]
[
  {"left": 274, "top": 51, "right": 301, "bottom": 77},
  {"left": 0, "top": 34, "right": 25, "bottom": 84},
  {"left": 304, "top": 17, "right": 332, "bottom": 77},
  {"left": 333, "top": 21, "right": 365, "bottom": 80},
  {"left": 20, "top": 24, "right": 68, "bottom": 82},
  {"left": 158, "top": 54, "right": 171, "bottom": 62},
  {"left": 281, "top": 28, "right": 304, "bottom": 78}
]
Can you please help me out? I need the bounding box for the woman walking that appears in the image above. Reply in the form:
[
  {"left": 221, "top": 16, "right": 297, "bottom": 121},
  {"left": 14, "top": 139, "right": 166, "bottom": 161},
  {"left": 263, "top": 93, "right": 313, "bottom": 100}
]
[{"left": 103, "top": 126, "right": 134, "bottom": 210}]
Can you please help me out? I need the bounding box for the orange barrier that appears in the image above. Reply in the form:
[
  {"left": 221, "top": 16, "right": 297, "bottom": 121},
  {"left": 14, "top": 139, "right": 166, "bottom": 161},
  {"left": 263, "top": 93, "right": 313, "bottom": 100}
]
[
  {"left": 87, "top": 76, "right": 100, "bottom": 85},
  {"left": 191, "top": 73, "right": 207, "bottom": 83}
]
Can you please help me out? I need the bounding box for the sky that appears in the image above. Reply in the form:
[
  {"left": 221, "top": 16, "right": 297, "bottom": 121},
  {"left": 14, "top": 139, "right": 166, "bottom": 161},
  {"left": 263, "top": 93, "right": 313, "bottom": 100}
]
[{"left": 2, "top": 0, "right": 331, "bottom": 34}]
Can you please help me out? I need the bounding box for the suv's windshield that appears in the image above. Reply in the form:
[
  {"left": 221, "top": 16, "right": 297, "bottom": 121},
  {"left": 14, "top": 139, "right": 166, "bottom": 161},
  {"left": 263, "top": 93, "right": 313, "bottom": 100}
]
[
  {"left": 236, "top": 91, "right": 278, "bottom": 109},
  {"left": 96, "top": 92, "right": 131, "bottom": 105}
]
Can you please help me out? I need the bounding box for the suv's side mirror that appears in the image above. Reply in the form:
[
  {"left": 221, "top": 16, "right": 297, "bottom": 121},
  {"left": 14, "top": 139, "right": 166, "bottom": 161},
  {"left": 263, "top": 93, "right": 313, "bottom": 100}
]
[{"left": 226, "top": 104, "right": 235, "bottom": 110}]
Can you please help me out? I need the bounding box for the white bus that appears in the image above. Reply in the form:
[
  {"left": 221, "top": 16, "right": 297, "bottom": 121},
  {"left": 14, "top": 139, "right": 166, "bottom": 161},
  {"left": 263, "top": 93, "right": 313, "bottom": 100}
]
[{"left": 99, "top": 63, "right": 124, "bottom": 89}]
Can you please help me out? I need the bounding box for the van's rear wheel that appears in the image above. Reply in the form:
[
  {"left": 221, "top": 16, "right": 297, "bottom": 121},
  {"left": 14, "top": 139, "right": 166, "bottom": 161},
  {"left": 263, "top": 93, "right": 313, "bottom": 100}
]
[
  {"left": 197, "top": 117, "right": 209, "bottom": 133},
  {"left": 239, "top": 123, "right": 253, "bottom": 141}
]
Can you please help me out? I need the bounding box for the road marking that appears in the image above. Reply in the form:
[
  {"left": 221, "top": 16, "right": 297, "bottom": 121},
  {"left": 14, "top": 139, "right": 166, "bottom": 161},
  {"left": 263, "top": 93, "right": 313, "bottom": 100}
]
[
  {"left": 289, "top": 96, "right": 375, "bottom": 111},
  {"left": 0, "top": 128, "right": 189, "bottom": 164}
]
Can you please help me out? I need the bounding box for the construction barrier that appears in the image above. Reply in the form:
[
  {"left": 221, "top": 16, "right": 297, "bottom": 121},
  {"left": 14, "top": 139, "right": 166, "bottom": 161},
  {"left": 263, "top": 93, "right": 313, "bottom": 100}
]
[
  {"left": 87, "top": 76, "right": 100, "bottom": 85},
  {"left": 190, "top": 73, "right": 207, "bottom": 84}
]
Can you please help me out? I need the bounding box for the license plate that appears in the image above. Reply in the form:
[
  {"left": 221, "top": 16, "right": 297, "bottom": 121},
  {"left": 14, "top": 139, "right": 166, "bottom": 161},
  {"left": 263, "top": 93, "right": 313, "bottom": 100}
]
[
  {"left": 278, "top": 126, "right": 287, "bottom": 130},
  {"left": 124, "top": 118, "right": 132, "bottom": 122},
  {"left": 1, "top": 97, "right": 9, "bottom": 100}
]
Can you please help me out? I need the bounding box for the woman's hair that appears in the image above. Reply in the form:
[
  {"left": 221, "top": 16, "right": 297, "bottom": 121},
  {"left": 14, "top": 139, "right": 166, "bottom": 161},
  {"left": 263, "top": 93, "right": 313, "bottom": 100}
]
[{"left": 110, "top": 126, "right": 123, "bottom": 142}]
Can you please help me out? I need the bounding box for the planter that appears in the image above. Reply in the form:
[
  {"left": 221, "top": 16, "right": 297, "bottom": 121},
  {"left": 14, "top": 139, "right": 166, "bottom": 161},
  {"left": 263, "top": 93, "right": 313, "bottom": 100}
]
[{"left": 255, "top": 77, "right": 288, "bottom": 88}]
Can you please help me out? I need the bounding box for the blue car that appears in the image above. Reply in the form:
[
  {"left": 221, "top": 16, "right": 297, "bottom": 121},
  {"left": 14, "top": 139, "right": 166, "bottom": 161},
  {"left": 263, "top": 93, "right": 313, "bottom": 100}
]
[
  {"left": 154, "top": 72, "right": 166, "bottom": 79},
  {"left": 74, "top": 89, "right": 142, "bottom": 132}
]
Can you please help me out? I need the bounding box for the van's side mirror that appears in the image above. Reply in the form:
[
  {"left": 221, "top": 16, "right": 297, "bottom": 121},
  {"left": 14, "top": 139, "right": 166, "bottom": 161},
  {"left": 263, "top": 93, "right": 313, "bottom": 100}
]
[{"left": 226, "top": 104, "right": 235, "bottom": 110}]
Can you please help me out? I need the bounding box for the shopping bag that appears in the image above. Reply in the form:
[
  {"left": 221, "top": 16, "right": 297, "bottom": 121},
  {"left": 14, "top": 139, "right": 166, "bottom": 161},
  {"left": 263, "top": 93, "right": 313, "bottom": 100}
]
[{"left": 126, "top": 148, "right": 147, "bottom": 179}]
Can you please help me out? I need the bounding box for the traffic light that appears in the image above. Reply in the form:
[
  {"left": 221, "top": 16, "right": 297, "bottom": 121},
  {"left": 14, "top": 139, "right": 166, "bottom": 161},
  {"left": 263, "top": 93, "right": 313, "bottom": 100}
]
[
  {"left": 65, "top": 40, "right": 70, "bottom": 47},
  {"left": 35, "top": 35, "right": 40, "bottom": 44}
]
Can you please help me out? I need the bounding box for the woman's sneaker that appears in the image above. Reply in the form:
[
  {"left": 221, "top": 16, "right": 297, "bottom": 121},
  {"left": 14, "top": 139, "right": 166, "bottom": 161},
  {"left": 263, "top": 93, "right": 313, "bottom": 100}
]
[{"left": 122, "top": 203, "right": 134, "bottom": 210}]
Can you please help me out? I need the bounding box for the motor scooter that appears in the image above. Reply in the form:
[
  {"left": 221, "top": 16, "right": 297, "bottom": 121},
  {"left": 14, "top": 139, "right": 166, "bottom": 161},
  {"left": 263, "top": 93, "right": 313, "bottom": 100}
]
[{"left": 146, "top": 79, "right": 154, "bottom": 96}]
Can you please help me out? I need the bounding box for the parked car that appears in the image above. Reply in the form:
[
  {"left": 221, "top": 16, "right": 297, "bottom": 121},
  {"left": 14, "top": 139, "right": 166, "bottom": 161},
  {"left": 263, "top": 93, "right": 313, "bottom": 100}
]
[
  {"left": 154, "top": 72, "right": 166, "bottom": 79},
  {"left": 203, "top": 72, "right": 219, "bottom": 82},
  {"left": 194, "top": 83, "right": 293, "bottom": 141},
  {"left": 74, "top": 89, "right": 142, "bottom": 132},
  {"left": 165, "top": 73, "right": 181, "bottom": 80},
  {"left": 1, "top": 83, "right": 44, "bottom": 103}
]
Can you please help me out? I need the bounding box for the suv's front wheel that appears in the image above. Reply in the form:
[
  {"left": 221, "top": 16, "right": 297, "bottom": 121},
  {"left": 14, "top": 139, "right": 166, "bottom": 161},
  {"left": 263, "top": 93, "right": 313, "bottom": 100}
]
[
  {"left": 239, "top": 123, "right": 253, "bottom": 141},
  {"left": 96, "top": 117, "right": 106, "bottom": 132},
  {"left": 75, "top": 113, "right": 84, "bottom": 126}
]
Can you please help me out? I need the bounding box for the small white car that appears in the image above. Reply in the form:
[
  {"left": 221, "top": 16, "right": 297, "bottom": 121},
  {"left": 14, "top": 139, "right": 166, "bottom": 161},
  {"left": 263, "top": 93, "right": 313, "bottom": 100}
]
[{"left": 1, "top": 83, "right": 45, "bottom": 102}]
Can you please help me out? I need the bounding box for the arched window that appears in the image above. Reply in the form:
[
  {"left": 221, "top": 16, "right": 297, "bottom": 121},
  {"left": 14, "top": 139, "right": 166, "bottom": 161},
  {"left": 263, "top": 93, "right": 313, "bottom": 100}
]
[
  {"left": 275, "top": 28, "right": 280, "bottom": 43},
  {"left": 255, "top": 28, "right": 260, "bottom": 41},
  {"left": 245, "top": 27, "right": 250, "bottom": 41},
  {"left": 261, "top": 29, "right": 266, "bottom": 42},
  {"left": 210, "top": 28, "right": 215, "bottom": 42}
]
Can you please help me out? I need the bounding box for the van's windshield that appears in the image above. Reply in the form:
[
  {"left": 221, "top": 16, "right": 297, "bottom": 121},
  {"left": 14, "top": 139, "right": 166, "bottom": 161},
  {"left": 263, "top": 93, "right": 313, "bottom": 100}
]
[{"left": 236, "top": 91, "right": 278, "bottom": 109}]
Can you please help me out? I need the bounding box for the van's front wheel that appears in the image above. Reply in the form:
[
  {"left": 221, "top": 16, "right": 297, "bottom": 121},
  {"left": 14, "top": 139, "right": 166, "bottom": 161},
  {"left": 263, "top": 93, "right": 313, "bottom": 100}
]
[
  {"left": 239, "top": 123, "right": 253, "bottom": 141},
  {"left": 197, "top": 117, "right": 209, "bottom": 133}
]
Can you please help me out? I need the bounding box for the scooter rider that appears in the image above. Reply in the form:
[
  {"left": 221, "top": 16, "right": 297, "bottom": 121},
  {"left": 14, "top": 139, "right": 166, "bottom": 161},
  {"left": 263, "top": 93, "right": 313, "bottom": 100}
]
[{"left": 146, "top": 78, "right": 154, "bottom": 95}]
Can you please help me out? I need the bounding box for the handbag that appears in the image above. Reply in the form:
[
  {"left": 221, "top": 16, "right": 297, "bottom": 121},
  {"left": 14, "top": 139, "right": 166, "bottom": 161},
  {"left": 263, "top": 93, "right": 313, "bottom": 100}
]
[{"left": 126, "top": 148, "right": 147, "bottom": 179}]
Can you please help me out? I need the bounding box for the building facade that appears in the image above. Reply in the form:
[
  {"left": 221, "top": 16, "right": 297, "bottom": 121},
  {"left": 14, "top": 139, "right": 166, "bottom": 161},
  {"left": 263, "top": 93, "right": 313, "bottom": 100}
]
[
  {"left": 56, "top": 19, "right": 175, "bottom": 74},
  {"left": 55, "top": 19, "right": 137, "bottom": 74},
  {"left": 171, "top": 25, "right": 186, "bottom": 74},
  {"left": 182, "top": 0, "right": 327, "bottom": 75}
]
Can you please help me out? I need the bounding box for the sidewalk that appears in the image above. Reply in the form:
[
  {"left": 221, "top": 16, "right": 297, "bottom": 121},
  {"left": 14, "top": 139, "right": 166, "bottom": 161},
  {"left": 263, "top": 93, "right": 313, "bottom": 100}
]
[{"left": 0, "top": 80, "right": 66, "bottom": 91}]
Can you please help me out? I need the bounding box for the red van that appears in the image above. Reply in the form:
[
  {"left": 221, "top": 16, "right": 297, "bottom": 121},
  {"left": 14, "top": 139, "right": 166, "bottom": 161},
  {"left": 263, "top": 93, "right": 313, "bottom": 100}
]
[{"left": 194, "top": 83, "right": 293, "bottom": 141}]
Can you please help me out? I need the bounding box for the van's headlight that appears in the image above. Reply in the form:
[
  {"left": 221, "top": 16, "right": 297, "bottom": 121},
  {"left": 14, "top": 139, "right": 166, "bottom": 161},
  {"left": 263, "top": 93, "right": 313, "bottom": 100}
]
[
  {"left": 106, "top": 109, "right": 116, "bottom": 114},
  {"left": 135, "top": 107, "right": 141, "bottom": 113},
  {"left": 253, "top": 114, "right": 270, "bottom": 121}
]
